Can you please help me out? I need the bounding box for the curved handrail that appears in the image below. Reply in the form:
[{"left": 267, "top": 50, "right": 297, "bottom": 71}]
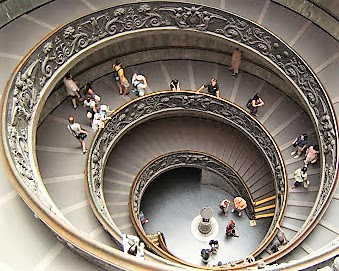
[
  {"left": 130, "top": 151, "right": 256, "bottom": 219},
  {"left": 128, "top": 150, "right": 275, "bottom": 265},
  {"left": 0, "top": 1, "right": 337, "bottom": 270},
  {"left": 87, "top": 91, "right": 287, "bottom": 268}
]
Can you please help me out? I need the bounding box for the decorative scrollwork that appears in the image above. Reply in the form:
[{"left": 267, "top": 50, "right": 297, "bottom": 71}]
[
  {"left": 131, "top": 151, "right": 257, "bottom": 219},
  {"left": 2, "top": 1, "right": 337, "bottom": 264},
  {"left": 88, "top": 92, "right": 286, "bottom": 246}
]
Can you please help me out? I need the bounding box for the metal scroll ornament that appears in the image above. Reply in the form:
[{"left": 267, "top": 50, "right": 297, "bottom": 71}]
[
  {"left": 89, "top": 92, "right": 286, "bottom": 232},
  {"left": 131, "top": 151, "right": 256, "bottom": 219},
  {"left": 3, "top": 0, "right": 336, "bottom": 245}
]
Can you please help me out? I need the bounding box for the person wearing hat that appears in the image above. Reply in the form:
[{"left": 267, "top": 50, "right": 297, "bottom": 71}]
[
  {"left": 232, "top": 196, "right": 247, "bottom": 217},
  {"left": 131, "top": 72, "right": 148, "bottom": 97},
  {"left": 196, "top": 78, "right": 220, "bottom": 97}
]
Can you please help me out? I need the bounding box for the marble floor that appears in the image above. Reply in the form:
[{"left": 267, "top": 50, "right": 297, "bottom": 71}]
[{"left": 141, "top": 167, "right": 272, "bottom": 266}]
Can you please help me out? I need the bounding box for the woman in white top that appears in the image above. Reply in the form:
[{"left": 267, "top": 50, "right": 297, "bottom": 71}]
[
  {"left": 67, "top": 116, "right": 88, "bottom": 154},
  {"left": 92, "top": 113, "right": 104, "bottom": 130},
  {"left": 131, "top": 73, "right": 147, "bottom": 97},
  {"left": 83, "top": 97, "right": 97, "bottom": 122}
]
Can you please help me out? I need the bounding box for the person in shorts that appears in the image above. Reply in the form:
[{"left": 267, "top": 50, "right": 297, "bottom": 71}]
[
  {"left": 113, "top": 60, "right": 130, "bottom": 95},
  {"left": 64, "top": 73, "right": 81, "bottom": 109},
  {"left": 292, "top": 166, "right": 308, "bottom": 189},
  {"left": 67, "top": 116, "right": 88, "bottom": 154},
  {"left": 291, "top": 133, "right": 308, "bottom": 158},
  {"left": 196, "top": 78, "right": 220, "bottom": 97}
]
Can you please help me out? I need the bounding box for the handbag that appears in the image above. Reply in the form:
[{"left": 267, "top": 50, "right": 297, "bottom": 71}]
[
  {"left": 87, "top": 111, "right": 93, "bottom": 119},
  {"left": 78, "top": 132, "right": 87, "bottom": 140}
]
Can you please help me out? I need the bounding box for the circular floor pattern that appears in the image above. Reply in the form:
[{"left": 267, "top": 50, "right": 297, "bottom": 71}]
[
  {"left": 141, "top": 167, "right": 272, "bottom": 265},
  {"left": 191, "top": 215, "right": 219, "bottom": 242}
]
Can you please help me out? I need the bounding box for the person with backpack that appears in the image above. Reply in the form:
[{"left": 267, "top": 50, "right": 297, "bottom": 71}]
[
  {"left": 67, "top": 116, "right": 88, "bottom": 154},
  {"left": 113, "top": 60, "right": 129, "bottom": 95},
  {"left": 292, "top": 166, "right": 308, "bottom": 189},
  {"left": 246, "top": 93, "right": 264, "bottom": 116}
]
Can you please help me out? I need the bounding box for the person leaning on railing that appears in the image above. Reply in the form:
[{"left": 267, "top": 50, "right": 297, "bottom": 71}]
[
  {"left": 269, "top": 225, "right": 288, "bottom": 253},
  {"left": 196, "top": 78, "right": 220, "bottom": 98}
]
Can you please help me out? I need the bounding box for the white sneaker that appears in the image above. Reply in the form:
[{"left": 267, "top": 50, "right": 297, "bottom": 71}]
[
  {"left": 291, "top": 151, "right": 296, "bottom": 156},
  {"left": 238, "top": 212, "right": 242, "bottom": 217},
  {"left": 294, "top": 155, "right": 300, "bottom": 158}
]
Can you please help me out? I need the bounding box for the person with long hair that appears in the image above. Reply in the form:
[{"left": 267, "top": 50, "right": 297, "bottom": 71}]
[{"left": 247, "top": 93, "right": 264, "bottom": 117}]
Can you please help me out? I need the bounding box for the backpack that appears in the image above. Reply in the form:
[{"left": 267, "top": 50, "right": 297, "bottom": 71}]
[
  {"left": 246, "top": 99, "right": 252, "bottom": 109},
  {"left": 113, "top": 67, "right": 122, "bottom": 81}
]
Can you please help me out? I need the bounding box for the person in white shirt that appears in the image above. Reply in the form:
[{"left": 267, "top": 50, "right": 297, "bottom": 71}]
[
  {"left": 131, "top": 73, "right": 147, "bottom": 97},
  {"left": 83, "top": 97, "right": 97, "bottom": 123},
  {"left": 92, "top": 113, "right": 104, "bottom": 130},
  {"left": 67, "top": 116, "right": 88, "bottom": 154},
  {"left": 64, "top": 73, "right": 81, "bottom": 109},
  {"left": 99, "top": 104, "right": 113, "bottom": 120}
]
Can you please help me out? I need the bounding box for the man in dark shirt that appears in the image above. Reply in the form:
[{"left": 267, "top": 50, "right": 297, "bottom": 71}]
[{"left": 196, "top": 78, "right": 220, "bottom": 97}]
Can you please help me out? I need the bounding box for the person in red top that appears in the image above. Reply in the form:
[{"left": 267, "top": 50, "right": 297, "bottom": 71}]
[
  {"left": 232, "top": 196, "right": 247, "bottom": 217},
  {"left": 226, "top": 220, "right": 239, "bottom": 237}
]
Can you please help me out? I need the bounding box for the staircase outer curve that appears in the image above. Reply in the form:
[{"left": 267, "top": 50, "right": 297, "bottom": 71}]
[
  {"left": 0, "top": 0, "right": 338, "bottom": 271},
  {"left": 86, "top": 90, "right": 287, "bottom": 267}
]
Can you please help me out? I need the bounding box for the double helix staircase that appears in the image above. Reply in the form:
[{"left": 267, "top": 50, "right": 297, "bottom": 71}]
[{"left": 0, "top": 0, "right": 338, "bottom": 270}]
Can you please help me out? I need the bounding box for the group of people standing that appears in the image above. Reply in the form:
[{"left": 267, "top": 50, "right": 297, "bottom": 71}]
[
  {"left": 200, "top": 196, "right": 247, "bottom": 264},
  {"left": 113, "top": 60, "right": 148, "bottom": 97},
  {"left": 291, "top": 133, "right": 319, "bottom": 189},
  {"left": 64, "top": 72, "right": 113, "bottom": 154}
]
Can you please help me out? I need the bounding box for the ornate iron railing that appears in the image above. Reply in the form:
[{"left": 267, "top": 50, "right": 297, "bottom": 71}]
[
  {"left": 128, "top": 150, "right": 273, "bottom": 263},
  {"left": 0, "top": 1, "right": 337, "bottom": 270},
  {"left": 87, "top": 91, "right": 287, "bottom": 266},
  {"left": 130, "top": 151, "right": 256, "bottom": 220}
]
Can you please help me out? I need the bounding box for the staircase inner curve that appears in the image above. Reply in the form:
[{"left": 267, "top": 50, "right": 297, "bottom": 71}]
[{"left": 1, "top": 1, "right": 338, "bottom": 270}]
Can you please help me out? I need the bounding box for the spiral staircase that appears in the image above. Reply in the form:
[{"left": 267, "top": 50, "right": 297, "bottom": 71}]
[{"left": 0, "top": 1, "right": 338, "bottom": 271}]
